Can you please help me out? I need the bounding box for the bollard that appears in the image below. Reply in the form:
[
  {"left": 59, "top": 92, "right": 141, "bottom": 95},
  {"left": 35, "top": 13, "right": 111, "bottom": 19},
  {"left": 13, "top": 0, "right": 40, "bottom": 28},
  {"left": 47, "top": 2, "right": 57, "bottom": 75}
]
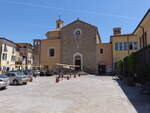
[
  {"left": 67, "top": 76, "right": 70, "bottom": 80},
  {"left": 61, "top": 74, "right": 63, "bottom": 80},
  {"left": 74, "top": 74, "right": 76, "bottom": 78},
  {"left": 58, "top": 74, "right": 61, "bottom": 78},
  {"left": 56, "top": 77, "right": 59, "bottom": 83},
  {"left": 79, "top": 74, "right": 80, "bottom": 77}
]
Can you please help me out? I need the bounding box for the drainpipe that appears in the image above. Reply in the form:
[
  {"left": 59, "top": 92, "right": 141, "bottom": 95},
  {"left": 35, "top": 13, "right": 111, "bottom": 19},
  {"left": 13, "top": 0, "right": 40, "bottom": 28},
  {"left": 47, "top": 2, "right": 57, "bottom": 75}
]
[
  {"left": 139, "top": 26, "right": 145, "bottom": 48},
  {"left": 127, "top": 36, "right": 129, "bottom": 55},
  {"left": 139, "top": 26, "right": 146, "bottom": 67}
]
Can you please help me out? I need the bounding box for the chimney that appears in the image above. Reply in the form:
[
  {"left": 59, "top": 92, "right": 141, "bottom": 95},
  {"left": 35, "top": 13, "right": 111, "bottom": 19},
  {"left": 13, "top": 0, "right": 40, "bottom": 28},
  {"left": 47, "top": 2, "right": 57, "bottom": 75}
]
[
  {"left": 113, "top": 27, "right": 121, "bottom": 35},
  {"left": 56, "top": 19, "right": 64, "bottom": 29}
]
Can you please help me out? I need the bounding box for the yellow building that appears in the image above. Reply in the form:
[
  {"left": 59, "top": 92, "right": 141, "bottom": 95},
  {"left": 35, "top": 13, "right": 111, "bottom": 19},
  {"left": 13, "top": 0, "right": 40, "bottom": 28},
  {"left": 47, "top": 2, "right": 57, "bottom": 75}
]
[
  {"left": 0, "top": 37, "right": 21, "bottom": 73},
  {"left": 40, "top": 39, "right": 61, "bottom": 71},
  {"left": 110, "top": 28, "right": 139, "bottom": 70},
  {"left": 133, "top": 9, "right": 150, "bottom": 48},
  {"left": 110, "top": 9, "right": 150, "bottom": 71}
]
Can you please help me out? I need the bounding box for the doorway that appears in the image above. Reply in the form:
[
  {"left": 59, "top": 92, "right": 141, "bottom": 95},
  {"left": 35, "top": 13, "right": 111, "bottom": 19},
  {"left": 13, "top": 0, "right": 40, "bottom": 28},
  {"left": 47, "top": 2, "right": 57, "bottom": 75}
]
[
  {"left": 75, "top": 55, "right": 81, "bottom": 71},
  {"left": 98, "top": 65, "right": 106, "bottom": 74}
]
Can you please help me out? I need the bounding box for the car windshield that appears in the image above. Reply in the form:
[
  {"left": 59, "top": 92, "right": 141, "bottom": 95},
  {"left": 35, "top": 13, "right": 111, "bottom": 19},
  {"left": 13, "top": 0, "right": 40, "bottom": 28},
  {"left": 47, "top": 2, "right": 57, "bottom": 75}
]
[
  {"left": 16, "top": 72, "right": 24, "bottom": 76},
  {"left": 0, "top": 75, "right": 8, "bottom": 78}
]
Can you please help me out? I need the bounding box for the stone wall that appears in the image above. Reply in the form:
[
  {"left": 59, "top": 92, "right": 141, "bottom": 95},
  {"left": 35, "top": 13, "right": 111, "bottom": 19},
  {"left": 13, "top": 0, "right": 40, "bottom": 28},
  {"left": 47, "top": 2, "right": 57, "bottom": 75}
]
[{"left": 61, "top": 20, "right": 97, "bottom": 73}]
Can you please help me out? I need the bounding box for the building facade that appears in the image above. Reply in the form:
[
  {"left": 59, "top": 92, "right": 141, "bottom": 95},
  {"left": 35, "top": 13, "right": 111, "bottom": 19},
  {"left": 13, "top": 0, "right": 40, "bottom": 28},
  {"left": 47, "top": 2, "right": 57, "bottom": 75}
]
[
  {"left": 110, "top": 28, "right": 139, "bottom": 70},
  {"left": 17, "top": 43, "right": 33, "bottom": 70},
  {"left": 110, "top": 9, "right": 150, "bottom": 71},
  {"left": 0, "top": 38, "right": 21, "bottom": 73},
  {"left": 133, "top": 9, "right": 150, "bottom": 49},
  {"left": 96, "top": 43, "right": 112, "bottom": 74},
  {"left": 33, "top": 19, "right": 112, "bottom": 74}
]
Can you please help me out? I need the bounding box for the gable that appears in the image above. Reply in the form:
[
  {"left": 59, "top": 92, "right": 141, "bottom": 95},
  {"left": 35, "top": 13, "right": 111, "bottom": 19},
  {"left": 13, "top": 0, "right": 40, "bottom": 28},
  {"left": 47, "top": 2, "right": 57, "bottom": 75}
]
[{"left": 61, "top": 19, "right": 97, "bottom": 30}]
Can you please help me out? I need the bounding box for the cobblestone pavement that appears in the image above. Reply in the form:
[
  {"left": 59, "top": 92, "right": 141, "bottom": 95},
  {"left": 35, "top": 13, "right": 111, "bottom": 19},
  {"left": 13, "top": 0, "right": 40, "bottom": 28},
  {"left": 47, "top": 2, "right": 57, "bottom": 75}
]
[{"left": 0, "top": 75, "right": 149, "bottom": 113}]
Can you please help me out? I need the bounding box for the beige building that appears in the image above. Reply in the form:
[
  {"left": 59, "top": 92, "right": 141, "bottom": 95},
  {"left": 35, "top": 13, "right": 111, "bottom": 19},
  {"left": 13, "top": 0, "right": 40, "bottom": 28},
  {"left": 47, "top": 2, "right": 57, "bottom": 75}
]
[
  {"left": 17, "top": 43, "right": 33, "bottom": 70},
  {"left": 0, "top": 38, "right": 21, "bottom": 73},
  {"left": 40, "top": 39, "right": 61, "bottom": 71},
  {"left": 96, "top": 43, "right": 112, "bottom": 73},
  {"left": 133, "top": 9, "right": 150, "bottom": 48},
  {"left": 33, "top": 19, "right": 112, "bottom": 74}
]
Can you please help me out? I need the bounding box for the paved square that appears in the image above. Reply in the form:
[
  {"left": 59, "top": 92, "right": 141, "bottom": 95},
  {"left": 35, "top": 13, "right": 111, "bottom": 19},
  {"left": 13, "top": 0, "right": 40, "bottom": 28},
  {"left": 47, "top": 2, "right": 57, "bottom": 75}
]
[{"left": 0, "top": 75, "right": 148, "bottom": 113}]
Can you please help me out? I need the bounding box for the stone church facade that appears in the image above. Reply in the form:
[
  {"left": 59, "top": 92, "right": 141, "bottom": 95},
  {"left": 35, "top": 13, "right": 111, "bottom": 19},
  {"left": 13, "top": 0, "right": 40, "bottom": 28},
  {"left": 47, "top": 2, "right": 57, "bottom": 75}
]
[{"left": 33, "top": 19, "right": 112, "bottom": 74}]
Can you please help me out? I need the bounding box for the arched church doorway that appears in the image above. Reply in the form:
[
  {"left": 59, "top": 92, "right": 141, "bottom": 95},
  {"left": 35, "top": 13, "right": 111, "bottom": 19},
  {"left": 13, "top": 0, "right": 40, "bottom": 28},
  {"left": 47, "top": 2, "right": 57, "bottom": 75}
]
[
  {"left": 73, "top": 52, "right": 83, "bottom": 71},
  {"left": 75, "top": 55, "right": 81, "bottom": 71}
]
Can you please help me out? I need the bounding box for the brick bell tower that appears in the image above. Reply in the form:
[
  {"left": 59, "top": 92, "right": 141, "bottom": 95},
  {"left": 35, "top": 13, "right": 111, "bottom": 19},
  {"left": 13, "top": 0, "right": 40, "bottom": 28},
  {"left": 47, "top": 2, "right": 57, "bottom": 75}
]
[{"left": 56, "top": 19, "right": 64, "bottom": 29}]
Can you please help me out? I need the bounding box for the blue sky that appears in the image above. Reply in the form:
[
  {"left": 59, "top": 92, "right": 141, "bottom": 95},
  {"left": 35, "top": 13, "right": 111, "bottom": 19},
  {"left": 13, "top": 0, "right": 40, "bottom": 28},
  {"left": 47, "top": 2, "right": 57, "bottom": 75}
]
[{"left": 0, "top": 0, "right": 149, "bottom": 43}]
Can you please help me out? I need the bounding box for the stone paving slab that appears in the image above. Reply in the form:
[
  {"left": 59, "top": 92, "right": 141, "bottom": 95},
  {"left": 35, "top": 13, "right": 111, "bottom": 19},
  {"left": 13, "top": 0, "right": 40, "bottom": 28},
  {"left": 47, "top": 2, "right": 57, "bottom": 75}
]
[{"left": 0, "top": 75, "right": 149, "bottom": 113}]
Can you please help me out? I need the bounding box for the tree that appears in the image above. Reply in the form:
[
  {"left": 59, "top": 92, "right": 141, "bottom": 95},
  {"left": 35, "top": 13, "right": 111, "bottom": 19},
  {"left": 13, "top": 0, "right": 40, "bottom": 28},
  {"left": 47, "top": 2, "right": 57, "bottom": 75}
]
[{"left": 117, "top": 60, "right": 124, "bottom": 74}]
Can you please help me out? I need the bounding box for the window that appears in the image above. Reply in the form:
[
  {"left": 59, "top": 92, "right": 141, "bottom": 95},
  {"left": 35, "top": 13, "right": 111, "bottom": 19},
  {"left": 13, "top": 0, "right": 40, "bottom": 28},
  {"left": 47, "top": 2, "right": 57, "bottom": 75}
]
[
  {"left": 133, "top": 42, "right": 137, "bottom": 49},
  {"left": 12, "top": 47, "right": 15, "bottom": 53},
  {"left": 139, "top": 37, "right": 142, "bottom": 48},
  {"left": 76, "top": 31, "right": 81, "bottom": 36},
  {"left": 11, "top": 55, "right": 16, "bottom": 61},
  {"left": 2, "top": 53, "right": 7, "bottom": 60},
  {"left": 100, "top": 48, "right": 103, "bottom": 54},
  {"left": 3, "top": 44, "right": 7, "bottom": 52},
  {"left": 74, "top": 28, "right": 82, "bottom": 37},
  {"left": 123, "top": 42, "right": 128, "bottom": 50},
  {"left": 129, "top": 42, "right": 133, "bottom": 50},
  {"left": 49, "top": 48, "right": 55, "bottom": 57},
  {"left": 145, "top": 32, "right": 147, "bottom": 46},
  {"left": 119, "top": 42, "right": 123, "bottom": 50},
  {"left": 128, "top": 42, "right": 137, "bottom": 50},
  {"left": 23, "top": 46, "right": 27, "bottom": 48},
  {"left": 115, "top": 43, "right": 118, "bottom": 50}
]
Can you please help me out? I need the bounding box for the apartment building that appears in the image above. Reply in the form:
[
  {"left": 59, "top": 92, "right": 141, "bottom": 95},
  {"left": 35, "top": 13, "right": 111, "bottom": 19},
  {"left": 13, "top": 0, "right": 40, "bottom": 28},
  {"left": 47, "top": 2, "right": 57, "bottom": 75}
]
[
  {"left": 0, "top": 38, "right": 21, "bottom": 73},
  {"left": 17, "top": 43, "right": 33, "bottom": 70}
]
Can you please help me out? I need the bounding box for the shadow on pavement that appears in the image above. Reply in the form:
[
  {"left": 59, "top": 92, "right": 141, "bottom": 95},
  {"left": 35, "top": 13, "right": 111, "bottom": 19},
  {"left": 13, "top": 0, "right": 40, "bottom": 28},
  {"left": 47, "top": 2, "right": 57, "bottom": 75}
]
[{"left": 115, "top": 78, "right": 150, "bottom": 113}]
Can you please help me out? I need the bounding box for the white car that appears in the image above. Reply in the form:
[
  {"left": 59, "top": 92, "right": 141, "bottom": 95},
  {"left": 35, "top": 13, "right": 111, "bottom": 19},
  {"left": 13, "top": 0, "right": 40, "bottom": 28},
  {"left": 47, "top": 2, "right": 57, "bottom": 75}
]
[{"left": 0, "top": 75, "right": 10, "bottom": 89}]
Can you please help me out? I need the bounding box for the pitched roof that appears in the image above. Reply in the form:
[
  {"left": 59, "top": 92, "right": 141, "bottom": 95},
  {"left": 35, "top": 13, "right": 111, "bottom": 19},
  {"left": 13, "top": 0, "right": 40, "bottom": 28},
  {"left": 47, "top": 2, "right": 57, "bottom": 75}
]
[
  {"left": 110, "top": 33, "right": 135, "bottom": 37},
  {"left": 0, "top": 37, "right": 17, "bottom": 46},
  {"left": 61, "top": 19, "right": 97, "bottom": 30},
  {"left": 17, "top": 43, "right": 33, "bottom": 47}
]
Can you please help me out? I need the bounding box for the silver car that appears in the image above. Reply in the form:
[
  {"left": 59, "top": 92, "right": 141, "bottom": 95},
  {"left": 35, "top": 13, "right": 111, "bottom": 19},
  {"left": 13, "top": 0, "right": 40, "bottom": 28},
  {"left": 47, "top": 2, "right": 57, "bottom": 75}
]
[
  {"left": 5, "top": 71, "right": 28, "bottom": 85},
  {"left": 0, "top": 75, "right": 10, "bottom": 89}
]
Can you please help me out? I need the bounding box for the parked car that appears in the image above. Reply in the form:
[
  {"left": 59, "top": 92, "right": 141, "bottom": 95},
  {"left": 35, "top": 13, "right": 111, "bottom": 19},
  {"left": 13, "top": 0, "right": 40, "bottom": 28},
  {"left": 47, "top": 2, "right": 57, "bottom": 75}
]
[
  {"left": 33, "top": 70, "right": 40, "bottom": 77},
  {"left": 0, "top": 74, "right": 10, "bottom": 89},
  {"left": 5, "top": 71, "right": 28, "bottom": 85},
  {"left": 22, "top": 70, "right": 33, "bottom": 82}
]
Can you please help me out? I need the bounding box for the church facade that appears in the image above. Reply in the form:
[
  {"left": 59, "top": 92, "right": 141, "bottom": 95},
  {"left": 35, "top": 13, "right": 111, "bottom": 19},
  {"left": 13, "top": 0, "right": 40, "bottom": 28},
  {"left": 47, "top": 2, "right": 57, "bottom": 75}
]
[{"left": 33, "top": 19, "right": 112, "bottom": 74}]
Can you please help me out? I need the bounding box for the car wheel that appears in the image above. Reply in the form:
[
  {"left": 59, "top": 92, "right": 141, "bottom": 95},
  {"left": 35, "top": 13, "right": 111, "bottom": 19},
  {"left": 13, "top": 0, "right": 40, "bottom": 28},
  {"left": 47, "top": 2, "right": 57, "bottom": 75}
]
[
  {"left": 13, "top": 80, "right": 19, "bottom": 85},
  {"left": 2, "top": 86, "right": 6, "bottom": 89},
  {"left": 23, "top": 82, "right": 27, "bottom": 85}
]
